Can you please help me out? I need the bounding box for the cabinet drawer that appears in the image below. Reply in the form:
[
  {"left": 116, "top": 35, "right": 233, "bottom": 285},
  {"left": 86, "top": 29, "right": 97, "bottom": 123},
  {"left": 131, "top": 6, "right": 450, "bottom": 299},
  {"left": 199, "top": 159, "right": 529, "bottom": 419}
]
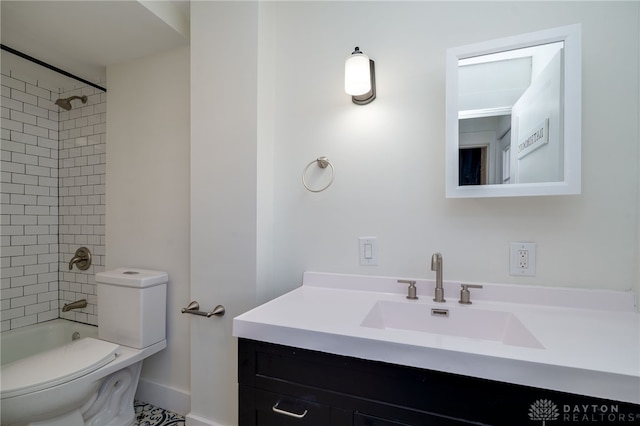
[
  {"left": 253, "top": 388, "right": 331, "bottom": 426},
  {"left": 354, "top": 412, "right": 476, "bottom": 426}
]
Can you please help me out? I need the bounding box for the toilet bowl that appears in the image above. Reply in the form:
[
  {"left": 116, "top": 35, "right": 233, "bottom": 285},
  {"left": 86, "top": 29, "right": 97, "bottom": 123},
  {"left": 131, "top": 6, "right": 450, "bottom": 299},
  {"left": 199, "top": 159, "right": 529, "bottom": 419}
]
[{"left": 0, "top": 268, "right": 167, "bottom": 426}]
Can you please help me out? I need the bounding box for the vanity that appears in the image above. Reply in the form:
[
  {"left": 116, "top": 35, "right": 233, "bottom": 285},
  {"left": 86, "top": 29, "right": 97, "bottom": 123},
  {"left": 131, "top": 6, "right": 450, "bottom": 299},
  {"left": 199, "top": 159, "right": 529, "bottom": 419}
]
[{"left": 233, "top": 272, "right": 640, "bottom": 425}]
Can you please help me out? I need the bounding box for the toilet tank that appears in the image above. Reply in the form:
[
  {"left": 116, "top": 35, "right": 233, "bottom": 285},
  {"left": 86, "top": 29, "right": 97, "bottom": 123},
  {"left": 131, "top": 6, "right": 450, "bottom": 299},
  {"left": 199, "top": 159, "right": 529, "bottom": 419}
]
[{"left": 96, "top": 268, "right": 167, "bottom": 349}]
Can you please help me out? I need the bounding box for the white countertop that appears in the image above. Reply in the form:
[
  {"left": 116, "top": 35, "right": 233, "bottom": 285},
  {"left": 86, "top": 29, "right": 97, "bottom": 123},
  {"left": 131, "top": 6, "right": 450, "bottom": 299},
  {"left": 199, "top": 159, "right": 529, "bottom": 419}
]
[{"left": 232, "top": 272, "right": 640, "bottom": 404}]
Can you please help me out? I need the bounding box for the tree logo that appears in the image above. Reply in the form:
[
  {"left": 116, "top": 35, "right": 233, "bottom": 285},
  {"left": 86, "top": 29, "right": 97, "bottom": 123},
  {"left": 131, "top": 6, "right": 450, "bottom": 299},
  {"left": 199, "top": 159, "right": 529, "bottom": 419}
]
[{"left": 529, "top": 399, "right": 559, "bottom": 425}]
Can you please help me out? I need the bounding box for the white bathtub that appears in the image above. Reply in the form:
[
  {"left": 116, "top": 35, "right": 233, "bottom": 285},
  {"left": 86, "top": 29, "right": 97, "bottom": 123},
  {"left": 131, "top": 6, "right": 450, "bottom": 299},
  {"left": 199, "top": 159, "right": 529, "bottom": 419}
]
[{"left": 1, "top": 319, "right": 98, "bottom": 366}]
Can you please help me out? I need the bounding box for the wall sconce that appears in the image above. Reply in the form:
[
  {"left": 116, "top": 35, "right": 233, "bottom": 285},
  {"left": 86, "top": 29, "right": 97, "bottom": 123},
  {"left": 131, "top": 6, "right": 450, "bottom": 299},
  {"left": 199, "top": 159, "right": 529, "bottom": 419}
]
[{"left": 344, "top": 46, "right": 376, "bottom": 105}]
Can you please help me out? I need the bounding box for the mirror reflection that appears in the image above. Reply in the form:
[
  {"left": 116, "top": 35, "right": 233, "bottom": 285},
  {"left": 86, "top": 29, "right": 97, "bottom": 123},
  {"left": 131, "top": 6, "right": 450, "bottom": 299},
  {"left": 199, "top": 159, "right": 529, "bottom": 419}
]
[
  {"left": 458, "top": 42, "right": 564, "bottom": 186},
  {"left": 445, "top": 24, "right": 581, "bottom": 198}
]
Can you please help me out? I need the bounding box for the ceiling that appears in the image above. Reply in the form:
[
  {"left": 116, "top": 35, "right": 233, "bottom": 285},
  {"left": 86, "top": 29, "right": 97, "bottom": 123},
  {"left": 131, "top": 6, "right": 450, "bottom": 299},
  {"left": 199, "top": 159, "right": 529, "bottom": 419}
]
[{"left": 1, "top": 1, "right": 190, "bottom": 91}]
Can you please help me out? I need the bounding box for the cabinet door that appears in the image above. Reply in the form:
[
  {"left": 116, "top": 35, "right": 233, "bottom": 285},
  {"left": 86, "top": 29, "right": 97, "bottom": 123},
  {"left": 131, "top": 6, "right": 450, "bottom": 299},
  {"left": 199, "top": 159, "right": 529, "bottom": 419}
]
[{"left": 253, "top": 388, "right": 331, "bottom": 426}]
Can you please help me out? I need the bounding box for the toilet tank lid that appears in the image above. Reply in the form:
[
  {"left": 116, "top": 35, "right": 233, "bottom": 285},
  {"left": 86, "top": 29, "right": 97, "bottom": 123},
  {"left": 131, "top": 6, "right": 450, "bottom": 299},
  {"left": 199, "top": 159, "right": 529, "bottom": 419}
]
[{"left": 96, "top": 268, "right": 168, "bottom": 288}]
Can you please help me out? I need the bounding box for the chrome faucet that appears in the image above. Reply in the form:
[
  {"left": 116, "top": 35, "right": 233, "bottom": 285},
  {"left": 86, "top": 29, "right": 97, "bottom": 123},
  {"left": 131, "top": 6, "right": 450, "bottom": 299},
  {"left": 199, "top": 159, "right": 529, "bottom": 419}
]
[
  {"left": 431, "top": 253, "right": 445, "bottom": 303},
  {"left": 62, "top": 299, "right": 87, "bottom": 312}
]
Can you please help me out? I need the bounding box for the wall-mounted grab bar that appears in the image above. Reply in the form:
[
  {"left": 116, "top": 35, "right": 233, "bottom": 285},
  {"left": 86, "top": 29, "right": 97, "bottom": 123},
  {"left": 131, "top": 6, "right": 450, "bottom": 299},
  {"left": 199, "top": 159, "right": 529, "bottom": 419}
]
[{"left": 181, "top": 301, "right": 225, "bottom": 317}]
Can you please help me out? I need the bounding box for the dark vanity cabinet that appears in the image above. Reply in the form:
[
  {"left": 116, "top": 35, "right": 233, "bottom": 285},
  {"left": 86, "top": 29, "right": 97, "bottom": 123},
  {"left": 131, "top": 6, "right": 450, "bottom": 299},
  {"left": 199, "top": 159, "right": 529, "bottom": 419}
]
[{"left": 238, "top": 339, "right": 639, "bottom": 426}]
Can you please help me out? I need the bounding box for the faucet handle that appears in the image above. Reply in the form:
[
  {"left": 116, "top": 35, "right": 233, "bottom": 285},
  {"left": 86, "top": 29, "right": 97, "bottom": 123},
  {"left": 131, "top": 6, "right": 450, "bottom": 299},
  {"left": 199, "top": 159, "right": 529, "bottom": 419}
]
[
  {"left": 398, "top": 280, "right": 418, "bottom": 300},
  {"left": 459, "top": 284, "right": 483, "bottom": 305}
]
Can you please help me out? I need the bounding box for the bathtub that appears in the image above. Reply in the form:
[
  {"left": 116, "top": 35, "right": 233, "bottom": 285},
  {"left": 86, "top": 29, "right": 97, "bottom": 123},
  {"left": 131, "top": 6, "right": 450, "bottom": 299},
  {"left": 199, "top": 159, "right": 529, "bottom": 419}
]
[
  {"left": 1, "top": 318, "right": 165, "bottom": 425},
  {"left": 1, "top": 319, "right": 98, "bottom": 366}
]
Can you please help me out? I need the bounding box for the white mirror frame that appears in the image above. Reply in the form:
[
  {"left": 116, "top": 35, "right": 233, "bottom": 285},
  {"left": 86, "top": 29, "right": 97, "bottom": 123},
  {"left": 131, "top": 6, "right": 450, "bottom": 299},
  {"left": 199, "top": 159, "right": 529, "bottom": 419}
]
[{"left": 445, "top": 24, "right": 582, "bottom": 198}]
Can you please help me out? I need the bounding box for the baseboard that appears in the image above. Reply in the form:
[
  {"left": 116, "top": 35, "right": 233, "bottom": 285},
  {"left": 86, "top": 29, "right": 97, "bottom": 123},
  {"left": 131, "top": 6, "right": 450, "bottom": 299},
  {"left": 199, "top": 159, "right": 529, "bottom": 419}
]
[
  {"left": 185, "top": 413, "right": 228, "bottom": 426},
  {"left": 135, "top": 377, "right": 190, "bottom": 416}
]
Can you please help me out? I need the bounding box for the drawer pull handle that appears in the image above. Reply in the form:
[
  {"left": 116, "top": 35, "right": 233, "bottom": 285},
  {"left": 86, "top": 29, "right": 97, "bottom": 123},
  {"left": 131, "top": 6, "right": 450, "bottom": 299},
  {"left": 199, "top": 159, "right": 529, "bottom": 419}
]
[{"left": 272, "top": 402, "right": 308, "bottom": 419}]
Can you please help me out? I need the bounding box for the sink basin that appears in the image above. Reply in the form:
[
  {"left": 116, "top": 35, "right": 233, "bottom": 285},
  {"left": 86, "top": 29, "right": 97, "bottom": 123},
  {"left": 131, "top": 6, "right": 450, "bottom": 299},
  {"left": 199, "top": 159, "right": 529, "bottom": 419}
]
[{"left": 361, "top": 301, "right": 544, "bottom": 349}]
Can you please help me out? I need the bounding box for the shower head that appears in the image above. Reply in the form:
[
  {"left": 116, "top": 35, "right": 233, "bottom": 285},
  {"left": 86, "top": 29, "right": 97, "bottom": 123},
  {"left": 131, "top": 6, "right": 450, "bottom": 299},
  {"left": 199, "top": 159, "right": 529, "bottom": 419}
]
[{"left": 54, "top": 95, "right": 87, "bottom": 111}]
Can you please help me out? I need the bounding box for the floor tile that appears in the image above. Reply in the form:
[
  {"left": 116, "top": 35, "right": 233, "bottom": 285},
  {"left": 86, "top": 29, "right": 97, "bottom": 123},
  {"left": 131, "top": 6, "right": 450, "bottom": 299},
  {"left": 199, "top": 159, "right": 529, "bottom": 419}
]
[{"left": 133, "top": 400, "right": 185, "bottom": 426}]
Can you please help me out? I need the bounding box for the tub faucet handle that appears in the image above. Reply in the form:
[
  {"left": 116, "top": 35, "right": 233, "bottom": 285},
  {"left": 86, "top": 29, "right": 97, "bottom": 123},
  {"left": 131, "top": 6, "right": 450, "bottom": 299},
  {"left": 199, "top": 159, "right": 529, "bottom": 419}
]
[
  {"left": 459, "top": 284, "right": 483, "bottom": 305},
  {"left": 69, "top": 247, "right": 92, "bottom": 271}
]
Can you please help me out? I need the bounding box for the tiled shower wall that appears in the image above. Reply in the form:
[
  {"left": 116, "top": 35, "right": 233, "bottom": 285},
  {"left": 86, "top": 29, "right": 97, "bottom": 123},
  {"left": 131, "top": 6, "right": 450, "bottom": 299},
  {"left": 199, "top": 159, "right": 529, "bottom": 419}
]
[
  {"left": 58, "top": 87, "right": 106, "bottom": 326},
  {"left": 1, "top": 71, "right": 60, "bottom": 331},
  {"left": 1, "top": 65, "right": 106, "bottom": 331}
]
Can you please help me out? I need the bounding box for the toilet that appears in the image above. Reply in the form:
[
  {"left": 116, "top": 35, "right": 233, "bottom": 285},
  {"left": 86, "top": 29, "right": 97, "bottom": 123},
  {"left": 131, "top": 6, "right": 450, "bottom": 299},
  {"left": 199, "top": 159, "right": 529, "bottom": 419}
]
[{"left": 0, "top": 268, "right": 167, "bottom": 426}]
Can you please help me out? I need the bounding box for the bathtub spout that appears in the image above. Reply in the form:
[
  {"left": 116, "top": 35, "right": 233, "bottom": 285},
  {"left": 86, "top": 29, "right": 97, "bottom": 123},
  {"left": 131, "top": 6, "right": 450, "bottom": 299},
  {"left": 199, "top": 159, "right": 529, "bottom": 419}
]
[{"left": 62, "top": 299, "right": 87, "bottom": 312}]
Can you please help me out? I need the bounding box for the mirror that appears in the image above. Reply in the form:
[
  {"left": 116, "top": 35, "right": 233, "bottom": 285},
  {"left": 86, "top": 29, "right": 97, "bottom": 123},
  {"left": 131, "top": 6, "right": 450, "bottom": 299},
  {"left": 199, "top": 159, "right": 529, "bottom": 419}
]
[{"left": 446, "top": 24, "right": 581, "bottom": 198}]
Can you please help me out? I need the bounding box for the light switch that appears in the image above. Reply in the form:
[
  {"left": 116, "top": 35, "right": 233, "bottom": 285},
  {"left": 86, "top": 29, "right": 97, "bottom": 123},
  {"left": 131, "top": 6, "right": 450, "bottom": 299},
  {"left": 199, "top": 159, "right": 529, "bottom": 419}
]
[
  {"left": 364, "top": 243, "right": 373, "bottom": 259},
  {"left": 359, "top": 237, "right": 378, "bottom": 266}
]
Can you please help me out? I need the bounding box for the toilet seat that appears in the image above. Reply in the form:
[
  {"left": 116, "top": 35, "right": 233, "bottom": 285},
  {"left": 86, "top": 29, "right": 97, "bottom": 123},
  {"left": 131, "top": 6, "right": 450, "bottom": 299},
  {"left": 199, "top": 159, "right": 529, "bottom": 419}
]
[{"left": 1, "top": 338, "right": 119, "bottom": 399}]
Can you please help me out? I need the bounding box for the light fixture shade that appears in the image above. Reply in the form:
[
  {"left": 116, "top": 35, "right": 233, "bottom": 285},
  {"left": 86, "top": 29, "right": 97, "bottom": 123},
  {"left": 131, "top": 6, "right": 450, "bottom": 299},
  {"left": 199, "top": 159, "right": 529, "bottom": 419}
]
[{"left": 345, "top": 48, "right": 371, "bottom": 96}]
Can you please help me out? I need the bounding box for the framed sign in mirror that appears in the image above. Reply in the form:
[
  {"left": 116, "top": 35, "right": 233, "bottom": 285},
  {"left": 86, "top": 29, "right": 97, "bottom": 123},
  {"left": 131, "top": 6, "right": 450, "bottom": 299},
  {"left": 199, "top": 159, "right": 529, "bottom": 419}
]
[{"left": 445, "top": 24, "right": 581, "bottom": 198}]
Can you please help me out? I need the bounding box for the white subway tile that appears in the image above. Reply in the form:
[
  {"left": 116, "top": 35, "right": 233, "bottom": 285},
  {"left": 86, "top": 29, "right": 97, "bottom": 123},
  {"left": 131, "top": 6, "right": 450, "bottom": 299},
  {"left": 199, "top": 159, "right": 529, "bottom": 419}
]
[
  {"left": 1, "top": 246, "right": 23, "bottom": 257},
  {"left": 23, "top": 103, "right": 49, "bottom": 119},
  {"left": 1, "top": 160, "right": 23, "bottom": 174},
  {"left": 9, "top": 71, "right": 37, "bottom": 86},
  {"left": 10, "top": 294, "right": 37, "bottom": 308},
  {"left": 11, "top": 314, "right": 37, "bottom": 329},
  {"left": 10, "top": 110, "right": 37, "bottom": 125},
  {"left": 24, "top": 263, "right": 48, "bottom": 275},
  {"left": 36, "top": 196, "right": 57, "bottom": 206},
  {"left": 3, "top": 182, "right": 25, "bottom": 194},
  {"left": 25, "top": 165, "right": 50, "bottom": 177},
  {"left": 3, "top": 76, "right": 26, "bottom": 91},
  {"left": 24, "top": 205, "right": 49, "bottom": 215},
  {"left": 23, "top": 123, "right": 49, "bottom": 138},
  {"left": 11, "top": 215, "right": 36, "bottom": 225},
  {"left": 38, "top": 157, "right": 57, "bottom": 169},
  {"left": 24, "top": 244, "right": 48, "bottom": 255},
  {"left": 25, "top": 301, "right": 50, "bottom": 315},
  {"left": 25, "top": 84, "right": 50, "bottom": 100},
  {"left": 11, "top": 235, "right": 37, "bottom": 245},
  {"left": 2, "top": 140, "right": 26, "bottom": 153},
  {"left": 2, "top": 96, "right": 23, "bottom": 111},
  {"left": 25, "top": 185, "right": 50, "bottom": 196},
  {"left": 25, "top": 144, "right": 51, "bottom": 157},
  {"left": 11, "top": 131, "right": 38, "bottom": 145},
  {"left": 13, "top": 174, "right": 37, "bottom": 185},
  {"left": 1, "top": 266, "right": 24, "bottom": 278},
  {"left": 2, "top": 307, "right": 25, "bottom": 321},
  {"left": 1, "top": 118, "right": 23, "bottom": 132},
  {"left": 36, "top": 117, "right": 57, "bottom": 131},
  {"left": 37, "top": 309, "right": 58, "bottom": 322},
  {"left": 11, "top": 90, "right": 37, "bottom": 106},
  {"left": 38, "top": 137, "right": 58, "bottom": 149}
]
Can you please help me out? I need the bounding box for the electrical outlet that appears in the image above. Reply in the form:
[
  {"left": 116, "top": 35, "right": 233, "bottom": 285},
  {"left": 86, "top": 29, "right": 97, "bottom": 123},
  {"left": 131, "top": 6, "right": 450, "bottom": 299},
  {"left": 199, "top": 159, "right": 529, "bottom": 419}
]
[
  {"left": 517, "top": 249, "right": 528, "bottom": 269},
  {"left": 510, "top": 242, "right": 536, "bottom": 276}
]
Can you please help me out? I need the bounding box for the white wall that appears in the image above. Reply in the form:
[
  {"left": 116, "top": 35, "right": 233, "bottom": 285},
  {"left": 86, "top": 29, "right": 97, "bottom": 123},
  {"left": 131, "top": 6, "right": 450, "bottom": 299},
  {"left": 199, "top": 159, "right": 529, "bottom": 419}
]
[
  {"left": 105, "top": 45, "right": 191, "bottom": 415},
  {"left": 264, "top": 1, "right": 639, "bottom": 297},
  {"left": 190, "top": 2, "right": 260, "bottom": 425}
]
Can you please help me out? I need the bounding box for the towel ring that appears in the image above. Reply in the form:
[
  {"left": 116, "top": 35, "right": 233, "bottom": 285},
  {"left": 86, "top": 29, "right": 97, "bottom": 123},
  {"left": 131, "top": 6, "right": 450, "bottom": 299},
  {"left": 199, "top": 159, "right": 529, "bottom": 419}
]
[{"left": 302, "top": 157, "right": 335, "bottom": 193}]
